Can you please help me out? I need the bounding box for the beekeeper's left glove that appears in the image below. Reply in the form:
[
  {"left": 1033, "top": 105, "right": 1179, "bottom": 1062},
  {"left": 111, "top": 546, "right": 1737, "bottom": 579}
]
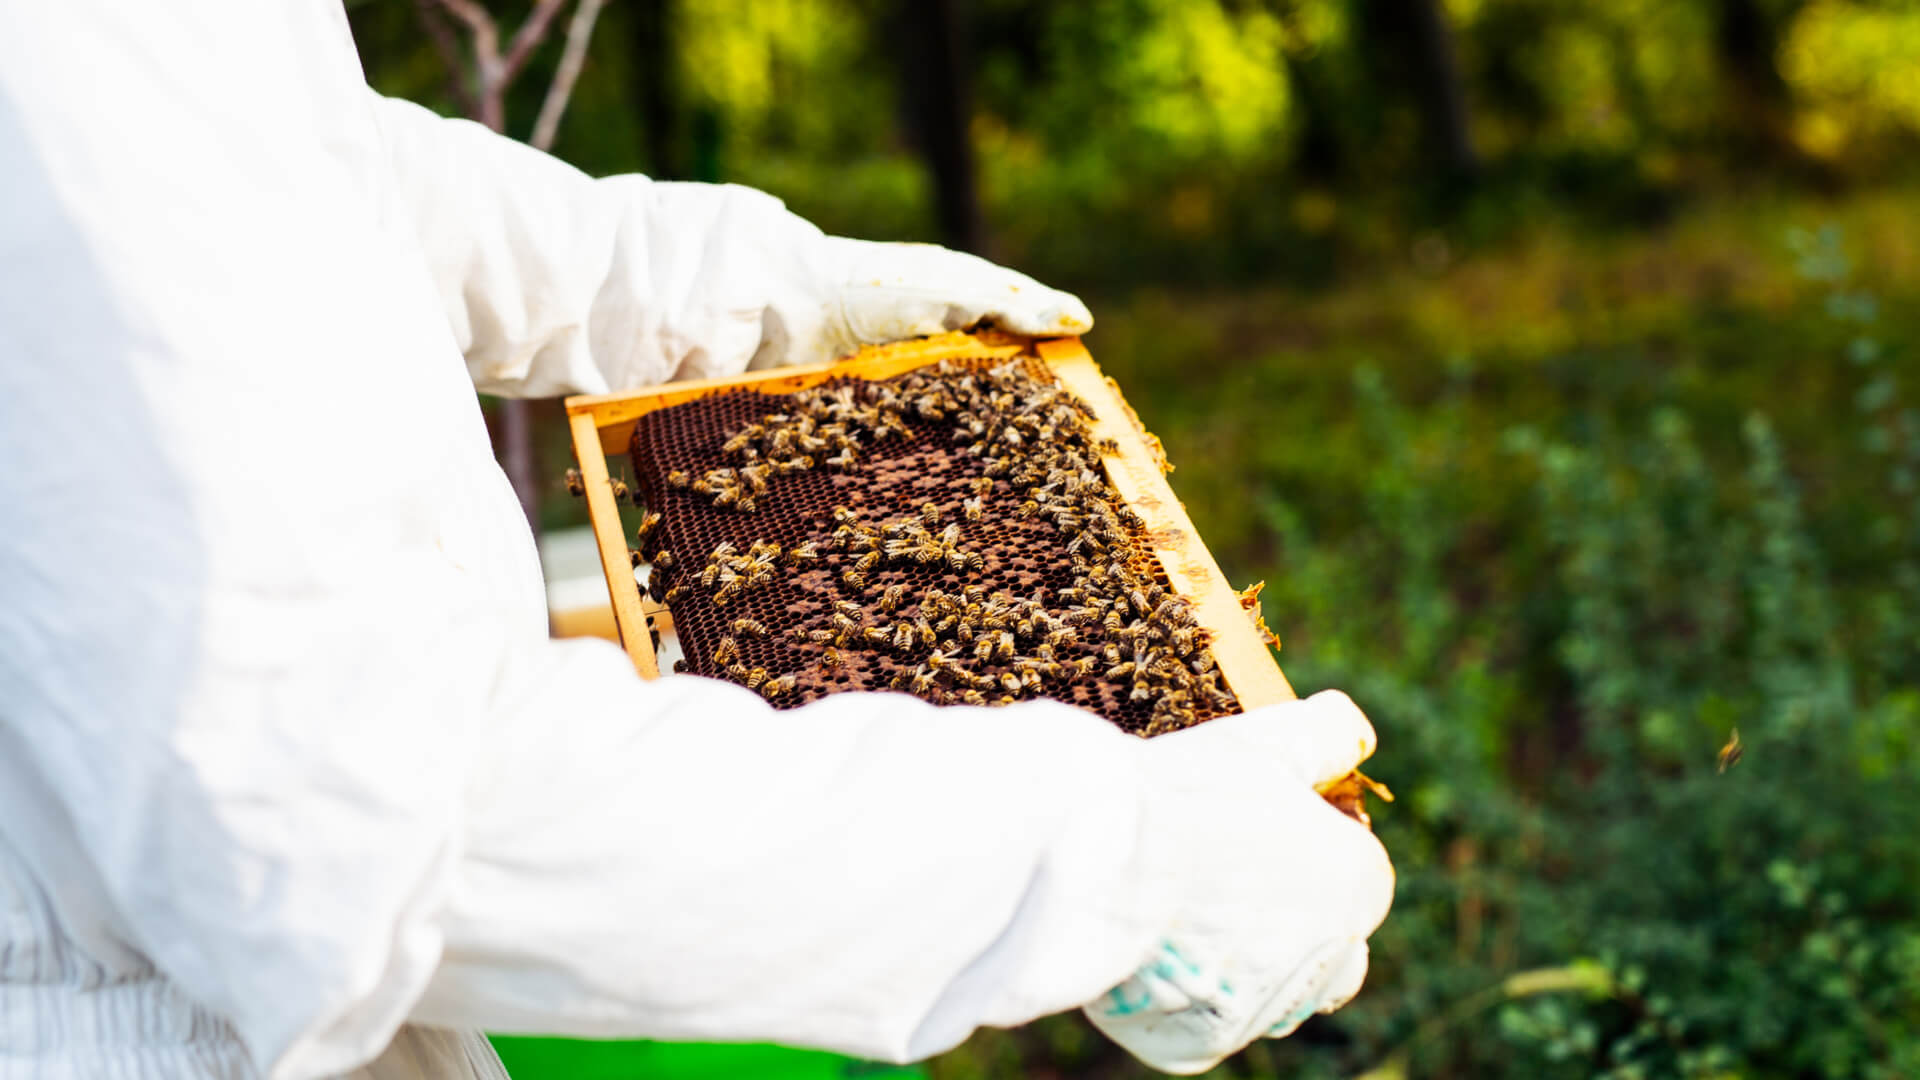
[{"left": 1085, "top": 691, "right": 1393, "bottom": 1075}]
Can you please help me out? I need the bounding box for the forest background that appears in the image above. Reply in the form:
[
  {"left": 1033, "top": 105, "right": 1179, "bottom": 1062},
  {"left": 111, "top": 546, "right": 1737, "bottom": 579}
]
[{"left": 351, "top": 1, "right": 1920, "bottom": 1076}]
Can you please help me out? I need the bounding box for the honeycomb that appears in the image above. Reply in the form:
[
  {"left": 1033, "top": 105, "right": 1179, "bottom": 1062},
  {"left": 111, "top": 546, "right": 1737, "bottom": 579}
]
[{"left": 627, "top": 357, "right": 1239, "bottom": 736}]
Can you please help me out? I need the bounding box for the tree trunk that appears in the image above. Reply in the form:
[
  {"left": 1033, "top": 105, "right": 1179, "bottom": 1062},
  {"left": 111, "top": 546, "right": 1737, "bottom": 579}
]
[
  {"left": 896, "top": 0, "right": 985, "bottom": 253},
  {"left": 630, "top": 0, "right": 682, "bottom": 179},
  {"left": 1713, "top": 0, "right": 1798, "bottom": 163},
  {"left": 1359, "top": 0, "right": 1479, "bottom": 180}
]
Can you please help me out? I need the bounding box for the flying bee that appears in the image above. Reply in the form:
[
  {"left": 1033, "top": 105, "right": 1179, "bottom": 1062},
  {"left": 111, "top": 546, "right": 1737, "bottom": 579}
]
[
  {"left": 761, "top": 674, "right": 797, "bottom": 699},
  {"left": 633, "top": 511, "right": 662, "bottom": 548},
  {"left": 564, "top": 468, "right": 585, "bottom": 496},
  {"left": 732, "top": 617, "right": 768, "bottom": 638},
  {"left": 713, "top": 637, "right": 740, "bottom": 666}
]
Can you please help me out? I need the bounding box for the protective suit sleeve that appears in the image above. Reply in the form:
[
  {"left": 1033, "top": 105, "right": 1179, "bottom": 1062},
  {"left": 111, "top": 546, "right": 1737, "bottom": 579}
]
[
  {"left": 369, "top": 94, "right": 1091, "bottom": 398},
  {"left": 371, "top": 93, "right": 839, "bottom": 397},
  {"left": 407, "top": 639, "right": 1176, "bottom": 1063}
]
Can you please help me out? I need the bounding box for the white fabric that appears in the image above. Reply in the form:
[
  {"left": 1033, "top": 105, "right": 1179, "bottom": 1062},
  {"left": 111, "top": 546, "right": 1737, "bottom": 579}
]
[
  {"left": 0, "top": 4, "right": 1384, "bottom": 1080},
  {"left": 1083, "top": 692, "right": 1393, "bottom": 1074}
]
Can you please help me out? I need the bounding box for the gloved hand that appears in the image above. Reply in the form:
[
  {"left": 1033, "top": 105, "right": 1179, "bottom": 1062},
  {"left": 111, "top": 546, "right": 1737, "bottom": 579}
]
[
  {"left": 1086, "top": 691, "right": 1393, "bottom": 1075},
  {"left": 750, "top": 236, "right": 1095, "bottom": 369}
]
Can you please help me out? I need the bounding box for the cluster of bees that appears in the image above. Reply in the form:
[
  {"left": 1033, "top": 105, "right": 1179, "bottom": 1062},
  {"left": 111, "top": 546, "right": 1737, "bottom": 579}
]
[{"left": 631, "top": 359, "right": 1238, "bottom": 734}]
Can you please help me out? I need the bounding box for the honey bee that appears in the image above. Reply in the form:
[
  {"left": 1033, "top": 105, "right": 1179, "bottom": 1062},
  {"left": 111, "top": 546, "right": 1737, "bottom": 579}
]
[
  {"left": 784, "top": 541, "right": 821, "bottom": 565},
  {"left": 667, "top": 469, "right": 692, "bottom": 490},
  {"left": 630, "top": 550, "right": 644, "bottom": 568},
  {"left": 820, "top": 648, "right": 842, "bottom": 669},
  {"left": 672, "top": 659, "right": 690, "bottom": 674},
  {"left": 743, "top": 667, "right": 770, "bottom": 690},
  {"left": 663, "top": 584, "right": 688, "bottom": 603},
  {"left": 564, "top": 468, "right": 585, "bottom": 496},
  {"left": 713, "top": 579, "right": 745, "bottom": 605},
  {"left": 862, "top": 626, "right": 891, "bottom": 646},
  {"left": 891, "top": 622, "right": 915, "bottom": 651},
  {"left": 739, "top": 464, "right": 770, "bottom": 495},
  {"left": 825, "top": 449, "right": 858, "bottom": 471},
  {"left": 762, "top": 674, "right": 797, "bottom": 699},
  {"left": 732, "top": 617, "right": 767, "bottom": 638},
  {"left": 968, "top": 476, "right": 994, "bottom": 496},
  {"left": 609, "top": 474, "right": 631, "bottom": 502},
  {"left": 633, "top": 511, "right": 662, "bottom": 548},
  {"left": 832, "top": 505, "right": 860, "bottom": 525},
  {"left": 958, "top": 689, "right": 988, "bottom": 706},
  {"left": 653, "top": 549, "right": 675, "bottom": 571},
  {"left": 962, "top": 496, "right": 984, "bottom": 521},
  {"left": 713, "top": 637, "right": 740, "bottom": 665},
  {"left": 878, "top": 583, "right": 911, "bottom": 612},
  {"left": 998, "top": 673, "right": 1023, "bottom": 693},
  {"left": 806, "top": 628, "right": 838, "bottom": 645},
  {"left": 908, "top": 667, "right": 939, "bottom": 694},
  {"left": 918, "top": 502, "right": 942, "bottom": 525}
]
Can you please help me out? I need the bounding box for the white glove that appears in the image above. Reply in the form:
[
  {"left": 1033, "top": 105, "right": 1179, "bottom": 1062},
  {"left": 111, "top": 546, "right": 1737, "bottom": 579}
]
[
  {"left": 748, "top": 236, "right": 1095, "bottom": 370},
  {"left": 1086, "top": 691, "right": 1394, "bottom": 1075}
]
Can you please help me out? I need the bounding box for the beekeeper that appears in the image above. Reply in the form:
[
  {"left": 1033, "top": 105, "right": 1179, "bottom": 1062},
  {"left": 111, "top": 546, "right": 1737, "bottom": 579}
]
[{"left": 0, "top": 3, "right": 1392, "bottom": 1079}]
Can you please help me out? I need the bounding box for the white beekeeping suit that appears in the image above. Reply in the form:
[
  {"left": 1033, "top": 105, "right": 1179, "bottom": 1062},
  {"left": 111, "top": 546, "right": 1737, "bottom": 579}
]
[{"left": 0, "top": 4, "right": 1392, "bottom": 1079}]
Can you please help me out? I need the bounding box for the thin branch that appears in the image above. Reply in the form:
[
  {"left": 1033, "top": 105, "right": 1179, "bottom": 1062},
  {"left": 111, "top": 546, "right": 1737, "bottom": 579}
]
[
  {"left": 415, "top": 0, "right": 480, "bottom": 115},
  {"left": 501, "top": 0, "right": 571, "bottom": 83},
  {"left": 431, "top": 0, "right": 501, "bottom": 69},
  {"left": 530, "top": 0, "right": 609, "bottom": 151}
]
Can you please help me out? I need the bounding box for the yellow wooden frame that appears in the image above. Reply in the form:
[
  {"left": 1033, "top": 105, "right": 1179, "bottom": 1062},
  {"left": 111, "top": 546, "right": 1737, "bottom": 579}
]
[{"left": 564, "top": 331, "right": 1296, "bottom": 709}]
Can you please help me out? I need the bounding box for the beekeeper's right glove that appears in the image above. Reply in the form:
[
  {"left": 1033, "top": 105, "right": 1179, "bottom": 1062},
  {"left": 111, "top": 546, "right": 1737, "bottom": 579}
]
[{"left": 1088, "top": 691, "right": 1394, "bottom": 1075}]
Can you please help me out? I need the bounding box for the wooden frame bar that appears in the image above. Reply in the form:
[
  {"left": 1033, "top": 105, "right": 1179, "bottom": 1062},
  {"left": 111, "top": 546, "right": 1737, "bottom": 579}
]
[{"left": 563, "top": 331, "right": 1295, "bottom": 710}]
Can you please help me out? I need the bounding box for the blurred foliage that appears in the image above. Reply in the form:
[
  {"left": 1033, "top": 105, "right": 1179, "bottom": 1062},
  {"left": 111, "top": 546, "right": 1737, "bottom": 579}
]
[{"left": 348, "top": 2, "right": 1920, "bottom": 1076}]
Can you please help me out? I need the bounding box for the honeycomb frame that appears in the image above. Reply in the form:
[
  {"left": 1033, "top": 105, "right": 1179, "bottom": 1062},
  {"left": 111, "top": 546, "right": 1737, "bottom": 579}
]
[{"left": 563, "top": 332, "right": 1296, "bottom": 715}]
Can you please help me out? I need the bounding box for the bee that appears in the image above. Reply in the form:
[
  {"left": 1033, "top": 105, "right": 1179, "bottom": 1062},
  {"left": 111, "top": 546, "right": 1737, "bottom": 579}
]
[
  {"left": 732, "top": 617, "right": 768, "bottom": 638},
  {"left": 833, "top": 505, "right": 860, "bottom": 525},
  {"left": 892, "top": 622, "right": 916, "bottom": 651},
  {"left": 713, "top": 579, "right": 745, "bottom": 605},
  {"left": 633, "top": 511, "right": 662, "bottom": 548},
  {"left": 727, "top": 661, "right": 752, "bottom": 681},
  {"left": 1015, "top": 500, "right": 1040, "bottom": 519},
  {"left": 862, "top": 626, "right": 891, "bottom": 646},
  {"left": 878, "top": 583, "right": 911, "bottom": 612},
  {"left": 958, "top": 689, "right": 988, "bottom": 706},
  {"left": 609, "top": 474, "right": 631, "bottom": 502},
  {"left": 820, "top": 648, "right": 842, "bottom": 669},
  {"left": 926, "top": 649, "right": 959, "bottom": 673},
  {"left": 772, "top": 456, "right": 812, "bottom": 476},
  {"left": 968, "top": 476, "right": 994, "bottom": 496},
  {"left": 722, "top": 428, "right": 759, "bottom": 455},
  {"left": 854, "top": 551, "right": 880, "bottom": 573},
  {"left": 711, "top": 487, "right": 739, "bottom": 509},
  {"left": 743, "top": 667, "right": 770, "bottom": 690},
  {"left": 762, "top": 674, "right": 798, "bottom": 699},
  {"left": 784, "top": 541, "right": 821, "bottom": 566},
  {"left": 974, "top": 635, "right": 995, "bottom": 663},
  {"left": 962, "top": 496, "right": 984, "bottom": 522},
  {"left": 825, "top": 449, "right": 858, "bottom": 470},
  {"left": 909, "top": 666, "right": 939, "bottom": 694},
  {"left": 998, "top": 673, "right": 1023, "bottom": 693},
  {"left": 672, "top": 658, "right": 690, "bottom": 674},
  {"left": 663, "top": 584, "right": 688, "bottom": 603},
  {"left": 666, "top": 469, "right": 691, "bottom": 490},
  {"left": 653, "top": 549, "right": 675, "bottom": 571},
  {"left": 713, "top": 637, "right": 740, "bottom": 666},
  {"left": 630, "top": 549, "right": 644, "bottom": 568},
  {"left": 564, "top": 468, "right": 585, "bottom": 496},
  {"left": 1044, "top": 627, "right": 1079, "bottom": 649},
  {"left": 806, "top": 628, "right": 838, "bottom": 645},
  {"left": 983, "top": 458, "right": 1011, "bottom": 478},
  {"left": 918, "top": 502, "right": 943, "bottom": 525}
]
